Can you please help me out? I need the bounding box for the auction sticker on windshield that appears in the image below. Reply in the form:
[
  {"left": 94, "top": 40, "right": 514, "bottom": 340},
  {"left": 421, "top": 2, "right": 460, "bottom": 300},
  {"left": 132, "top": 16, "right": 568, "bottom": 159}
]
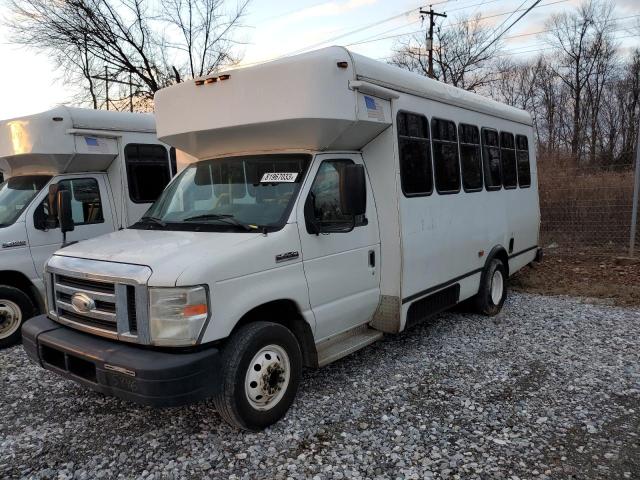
[{"left": 260, "top": 173, "right": 298, "bottom": 183}]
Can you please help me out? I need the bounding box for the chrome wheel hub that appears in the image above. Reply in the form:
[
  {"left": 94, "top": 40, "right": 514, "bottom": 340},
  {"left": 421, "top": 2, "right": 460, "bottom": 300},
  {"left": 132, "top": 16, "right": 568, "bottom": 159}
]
[
  {"left": 245, "top": 345, "right": 291, "bottom": 411},
  {"left": 0, "top": 300, "right": 22, "bottom": 339},
  {"left": 490, "top": 270, "right": 504, "bottom": 305}
]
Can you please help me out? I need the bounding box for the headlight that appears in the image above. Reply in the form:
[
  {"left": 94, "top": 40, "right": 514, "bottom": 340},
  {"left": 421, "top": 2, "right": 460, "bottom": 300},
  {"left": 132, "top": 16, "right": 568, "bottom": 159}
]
[{"left": 149, "top": 286, "right": 209, "bottom": 346}]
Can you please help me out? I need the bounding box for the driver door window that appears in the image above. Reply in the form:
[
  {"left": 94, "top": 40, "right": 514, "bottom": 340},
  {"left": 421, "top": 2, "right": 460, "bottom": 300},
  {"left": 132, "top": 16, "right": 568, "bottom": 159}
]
[{"left": 37, "top": 178, "right": 104, "bottom": 228}]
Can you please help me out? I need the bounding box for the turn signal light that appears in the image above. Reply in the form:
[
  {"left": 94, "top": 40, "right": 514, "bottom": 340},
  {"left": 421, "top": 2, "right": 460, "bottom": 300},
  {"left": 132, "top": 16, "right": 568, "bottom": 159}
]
[{"left": 183, "top": 304, "right": 208, "bottom": 317}]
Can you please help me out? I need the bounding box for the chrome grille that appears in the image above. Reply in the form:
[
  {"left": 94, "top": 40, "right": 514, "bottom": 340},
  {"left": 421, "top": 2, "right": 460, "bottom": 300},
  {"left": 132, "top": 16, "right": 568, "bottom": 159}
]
[
  {"left": 54, "top": 275, "right": 118, "bottom": 334},
  {"left": 46, "top": 255, "right": 152, "bottom": 344}
]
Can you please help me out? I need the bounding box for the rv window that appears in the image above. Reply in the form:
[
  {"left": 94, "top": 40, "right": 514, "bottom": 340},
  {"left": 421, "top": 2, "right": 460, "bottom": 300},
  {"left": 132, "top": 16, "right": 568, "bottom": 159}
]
[
  {"left": 39, "top": 178, "right": 104, "bottom": 227},
  {"left": 459, "top": 124, "right": 483, "bottom": 192},
  {"left": 431, "top": 118, "right": 461, "bottom": 194},
  {"left": 500, "top": 132, "right": 517, "bottom": 189},
  {"left": 397, "top": 111, "right": 432, "bottom": 196},
  {"left": 124, "top": 144, "right": 172, "bottom": 203},
  {"left": 516, "top": 135, "right": 531, "bottom": 187},
  {"left": 481, "top": 128, "right": 501, "bottom": 191}
]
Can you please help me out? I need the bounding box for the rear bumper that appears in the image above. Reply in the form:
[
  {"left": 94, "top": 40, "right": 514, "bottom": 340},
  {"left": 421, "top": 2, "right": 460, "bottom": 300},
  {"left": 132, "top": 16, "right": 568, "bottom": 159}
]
[{"left": 22, "top": 315, "right": 222, "bottom": 407}]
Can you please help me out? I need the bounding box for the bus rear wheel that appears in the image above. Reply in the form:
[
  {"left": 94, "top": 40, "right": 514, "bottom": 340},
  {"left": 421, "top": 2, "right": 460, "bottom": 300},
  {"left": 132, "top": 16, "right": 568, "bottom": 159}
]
[
  {"left": 0, "top": 286, "right": 36, "bottom": 349},
  {"left": 474, "top": 258, "right": 508, "bottom": 316}
]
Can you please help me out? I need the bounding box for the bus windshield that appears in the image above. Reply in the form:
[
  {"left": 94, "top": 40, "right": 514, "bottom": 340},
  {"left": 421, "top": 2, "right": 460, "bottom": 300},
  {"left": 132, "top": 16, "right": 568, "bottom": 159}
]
[
  {"left": 0, "top": 175, "right": 52, "bottom": 228},
  {"left": 136, "top": 154, "right": 311, "bottom": 232}
]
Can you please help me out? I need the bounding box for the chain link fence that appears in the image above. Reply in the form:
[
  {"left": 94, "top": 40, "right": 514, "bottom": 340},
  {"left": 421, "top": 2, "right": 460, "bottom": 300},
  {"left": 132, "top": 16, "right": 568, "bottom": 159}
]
[{"left": 537, "top": 152, "right": 638, "bottom": 257}]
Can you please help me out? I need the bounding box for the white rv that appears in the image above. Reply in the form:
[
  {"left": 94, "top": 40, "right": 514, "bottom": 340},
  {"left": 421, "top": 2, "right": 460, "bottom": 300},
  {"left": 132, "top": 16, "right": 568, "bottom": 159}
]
[
  {"left": 24, "top": 48, "right": 541, "bottom": 430},
  {"left": 0, "top": 107, "right": 175, "bottom": 348}
]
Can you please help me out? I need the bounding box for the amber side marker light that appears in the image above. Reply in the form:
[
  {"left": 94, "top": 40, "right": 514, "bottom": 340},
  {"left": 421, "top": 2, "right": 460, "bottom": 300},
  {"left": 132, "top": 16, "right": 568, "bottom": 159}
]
[
  {"left": 205, "top": 77, "right": 217, "bottom": 84},
  {"left": 337, "top": 61, "right": 349, "bottom": 69},
  {"left": 218, "top": 74, "right": 231, "bottom": 81},
  {"left": 195, "top": 79, "right": 205, "bottom": 86}
]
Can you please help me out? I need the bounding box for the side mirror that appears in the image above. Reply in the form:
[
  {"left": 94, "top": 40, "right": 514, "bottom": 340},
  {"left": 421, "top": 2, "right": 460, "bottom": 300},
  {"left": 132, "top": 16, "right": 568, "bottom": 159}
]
[
  {"left": 340, "top": 164, "right": 366, "bottom": 216},
  {"left": 46, "top": 184, "right": 59, "bottom": 229},
  {"left": 57, "top": 189, "right": 75, "bottom": 234}
]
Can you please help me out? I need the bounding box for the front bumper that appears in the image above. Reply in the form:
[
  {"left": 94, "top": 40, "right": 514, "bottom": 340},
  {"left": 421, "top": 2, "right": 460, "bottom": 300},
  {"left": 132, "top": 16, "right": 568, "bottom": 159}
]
[{"left": 22, "top": 315, "right": 222, "bottom": 407}]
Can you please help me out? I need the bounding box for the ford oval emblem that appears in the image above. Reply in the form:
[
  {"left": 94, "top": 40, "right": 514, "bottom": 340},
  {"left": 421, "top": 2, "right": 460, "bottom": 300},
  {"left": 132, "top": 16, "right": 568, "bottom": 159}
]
[{"left": 71, "top": 293, "right": 96, "bottom": 314}]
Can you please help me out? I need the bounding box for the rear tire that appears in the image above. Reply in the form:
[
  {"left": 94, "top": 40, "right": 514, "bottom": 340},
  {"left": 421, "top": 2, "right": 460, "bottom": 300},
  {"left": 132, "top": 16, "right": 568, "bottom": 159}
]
[
  {"left": 473, "top": 258, "right": 508, "bottom": 316},
  {"left": 213, "top": 322, "right": 302, "bottom": 431},
  {"left": 0, "top": 286, "right": 36, "bottom": 349}
]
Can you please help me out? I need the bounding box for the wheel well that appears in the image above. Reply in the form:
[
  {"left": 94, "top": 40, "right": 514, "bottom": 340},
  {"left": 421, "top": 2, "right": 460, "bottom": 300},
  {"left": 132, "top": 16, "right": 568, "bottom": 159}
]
[
  {"left": 0, "top": 271, "right": 44, "bottom": 313},
  {"left": 233, "top": 299, "right": 318, "bottom": 368},
  {"left": 487, "top": 247, "right": 509, "bottom": 277}
]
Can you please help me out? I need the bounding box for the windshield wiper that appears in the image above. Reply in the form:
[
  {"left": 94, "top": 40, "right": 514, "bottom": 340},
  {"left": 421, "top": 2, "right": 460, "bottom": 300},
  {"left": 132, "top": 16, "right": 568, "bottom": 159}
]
[
  {"left": 183, "top": 214, "right": 257, "bottom": 231},
  {"left": 138, "top": 216, "right": 167, "bottom": 228}
]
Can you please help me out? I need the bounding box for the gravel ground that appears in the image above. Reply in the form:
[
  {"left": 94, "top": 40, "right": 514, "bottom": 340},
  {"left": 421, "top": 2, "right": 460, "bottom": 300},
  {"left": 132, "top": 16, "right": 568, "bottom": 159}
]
[{"left": 1, "top": 292, "right": 639, "bottom": 480}]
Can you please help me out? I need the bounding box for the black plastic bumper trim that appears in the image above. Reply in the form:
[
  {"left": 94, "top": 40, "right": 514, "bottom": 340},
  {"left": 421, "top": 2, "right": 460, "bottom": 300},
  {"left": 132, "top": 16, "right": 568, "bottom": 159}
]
[{"left": 22, "top": 315, "right": 222, "bottom": 407}]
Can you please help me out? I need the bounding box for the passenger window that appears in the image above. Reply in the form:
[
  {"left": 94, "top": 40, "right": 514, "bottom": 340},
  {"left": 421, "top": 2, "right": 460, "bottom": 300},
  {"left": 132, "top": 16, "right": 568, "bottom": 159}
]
[
  {"left": 481, "top": 128, "right": 501, "bottom": 190},
  {"left": 124, "top": 144, "right": 172, "bottom": 203},
  {"left": 458, "top": 124, "right": 483, "bottom": 192},
  {"left": 431, "top": 119, "right": 461, "bottom": 193},
  {"left": 516, "top": 135, "right": 531, "bottom": 187},
  {"left": 500, "top": 132, "right": 517, "bottom": 189},
  {"left": 39, "top": 178, "right": 104, "bottom": 227},
  {"left": 309, "top": 160, "right": 362, "bottom": 230},
  {"left": 397, "top": 112, "right": 432, "bottom": 196}
]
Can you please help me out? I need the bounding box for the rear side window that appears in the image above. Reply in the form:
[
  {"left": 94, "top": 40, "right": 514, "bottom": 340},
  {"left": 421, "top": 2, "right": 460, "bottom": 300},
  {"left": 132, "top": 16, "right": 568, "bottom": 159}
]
[
  {"left": 431, "top": 119, "right": 461, "bottom": 193},
  {"left": 482, "top": 128, "right": 501, "bottom": 190},
  {"left": 397, "top": 112, "right": 432, "bottom": 196},
  {"left": 500, "top": 132, "right": 517, "bottom": 189},
  {"left": 516, "top": 135, "right": 531, "bottom": 187},
  {"left": 125, "top": 144, "right": 172, "bottom": 203},
  {"left": 458, "top": 124, "right": 483, "bottom": 192}
]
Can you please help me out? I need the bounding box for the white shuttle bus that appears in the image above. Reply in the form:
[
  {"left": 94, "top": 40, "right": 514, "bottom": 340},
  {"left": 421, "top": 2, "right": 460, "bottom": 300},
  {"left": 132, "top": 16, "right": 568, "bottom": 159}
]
[
  {"left": 0, "top": 107, "right": 175, "bottom": 348},
  {"left": 24, "top": 48, "right": 540, "bottom": 430}
]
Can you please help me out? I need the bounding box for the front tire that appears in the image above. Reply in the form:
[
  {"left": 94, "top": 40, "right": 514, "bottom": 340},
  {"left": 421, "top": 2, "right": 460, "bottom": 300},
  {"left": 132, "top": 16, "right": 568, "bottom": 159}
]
[
  {"left": 0, "top": 286, "right": 37, "bottom": 349},
  {"left": 473, "top": 258, "right": 508, "bottom": 316},
  {"left": 213, "top": 322, "right": 302, "bottom": 431}
]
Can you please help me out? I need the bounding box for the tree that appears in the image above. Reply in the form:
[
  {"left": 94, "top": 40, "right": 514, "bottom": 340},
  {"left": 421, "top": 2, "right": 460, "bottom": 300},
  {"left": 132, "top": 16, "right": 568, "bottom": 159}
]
[
  {"left": 389, "top": 13, "right": 502, "bottom": 91},
  {"left": 5, "top": 0, "right": 249, "bottom": 110}
]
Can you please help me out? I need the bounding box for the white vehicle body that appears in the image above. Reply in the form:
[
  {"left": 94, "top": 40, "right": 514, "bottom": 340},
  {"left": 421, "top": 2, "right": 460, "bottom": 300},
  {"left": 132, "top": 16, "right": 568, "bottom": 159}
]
[
  {"left": 0, "top": 107, "right": 174, "bottom": 345},
  {"left": 24, "top": 48, "right": 540, "bottom": 428}
]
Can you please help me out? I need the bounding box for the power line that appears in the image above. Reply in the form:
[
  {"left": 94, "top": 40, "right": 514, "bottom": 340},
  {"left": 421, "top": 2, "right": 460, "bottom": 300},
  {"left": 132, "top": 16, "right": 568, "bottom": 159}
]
[{"left": 347, "top": 0, "right": 569, "bottom": 47}]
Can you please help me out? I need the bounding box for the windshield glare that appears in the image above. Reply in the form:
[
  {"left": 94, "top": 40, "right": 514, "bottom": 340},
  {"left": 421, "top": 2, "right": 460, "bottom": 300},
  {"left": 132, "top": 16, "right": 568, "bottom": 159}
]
[
  {"left": 0, "top": 175, "right": 51, "bottom": 227},
  {"left": 141, "top": 154, "right": 310, "bottom": 231}
]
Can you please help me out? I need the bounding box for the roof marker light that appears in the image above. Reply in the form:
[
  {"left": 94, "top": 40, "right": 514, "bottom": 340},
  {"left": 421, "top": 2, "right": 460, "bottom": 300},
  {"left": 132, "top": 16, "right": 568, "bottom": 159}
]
[
  {"left": 195, "top": 79, "right": 205, "bottom": 86},
  {"left": 337, "top": 61, "right": 348, "bottom": 69},
  {"left": 205, "top": 77, "right": 217, "bottom": 84},
  {"left": 218, "top": 74, "right": 231, "bottom": 81},
  {"left": 52, "top": 117, "right": 63, "bottom": 122}
]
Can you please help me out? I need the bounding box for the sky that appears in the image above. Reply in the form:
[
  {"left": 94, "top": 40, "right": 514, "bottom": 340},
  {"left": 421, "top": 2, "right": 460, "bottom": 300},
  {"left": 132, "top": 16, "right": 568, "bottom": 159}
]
[{"left": 0, "top": 0, "right": 639, "bottom": 119}]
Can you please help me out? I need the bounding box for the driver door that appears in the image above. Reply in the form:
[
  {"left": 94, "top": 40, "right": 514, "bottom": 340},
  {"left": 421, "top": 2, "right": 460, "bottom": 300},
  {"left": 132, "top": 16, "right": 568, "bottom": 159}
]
[
  {"left": 296, "top": 153, "right": 381, "bottom": 342},
  {"left": 25, "top": 174, "right": 116, "bottom": 278}
]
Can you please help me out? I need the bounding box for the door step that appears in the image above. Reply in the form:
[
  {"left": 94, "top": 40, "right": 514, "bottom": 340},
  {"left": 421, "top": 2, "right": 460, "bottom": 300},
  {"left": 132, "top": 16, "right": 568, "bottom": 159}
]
[{"left": 316, "top": 324, "right": 383, "bottom": 367}]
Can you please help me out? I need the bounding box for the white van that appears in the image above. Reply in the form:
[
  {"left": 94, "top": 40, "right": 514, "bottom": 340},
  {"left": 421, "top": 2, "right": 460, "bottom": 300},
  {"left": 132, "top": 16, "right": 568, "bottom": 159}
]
[
  {"left": 23, "top": 48, "right": 541, "bottom": 430},
  {"left": 0, "top": 106, "right": 175, "bottom": 347}
]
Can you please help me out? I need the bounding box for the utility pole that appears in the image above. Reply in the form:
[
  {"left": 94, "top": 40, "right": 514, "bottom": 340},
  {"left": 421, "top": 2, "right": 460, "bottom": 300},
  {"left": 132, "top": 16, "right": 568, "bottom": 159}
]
[{"left": 420, "top": 5, "right": 447, "bottom": 79}]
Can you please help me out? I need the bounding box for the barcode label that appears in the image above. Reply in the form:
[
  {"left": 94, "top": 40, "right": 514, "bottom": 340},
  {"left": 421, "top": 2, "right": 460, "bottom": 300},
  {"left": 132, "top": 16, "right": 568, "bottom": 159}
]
[{"left": 260, "top": 172, "right": 298, "bottom": 183}]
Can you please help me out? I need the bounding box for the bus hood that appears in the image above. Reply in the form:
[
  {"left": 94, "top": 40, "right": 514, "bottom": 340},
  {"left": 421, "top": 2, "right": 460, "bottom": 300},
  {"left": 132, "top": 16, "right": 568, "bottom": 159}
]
[{"left": 53, "top": 225, "right": 302, "bottom": 287}]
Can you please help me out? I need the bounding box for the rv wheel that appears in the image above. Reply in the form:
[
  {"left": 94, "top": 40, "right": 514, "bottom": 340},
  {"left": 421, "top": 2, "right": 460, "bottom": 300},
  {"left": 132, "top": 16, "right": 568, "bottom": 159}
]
[
  {"left": 0, "top": 286, "right": 36, "bottom": 349},
  {"left": 213, "top": 321, "right": 302, "bottom": 431},
  {"left": 473, "top": 258, "right": 508, "bottom": 316}
]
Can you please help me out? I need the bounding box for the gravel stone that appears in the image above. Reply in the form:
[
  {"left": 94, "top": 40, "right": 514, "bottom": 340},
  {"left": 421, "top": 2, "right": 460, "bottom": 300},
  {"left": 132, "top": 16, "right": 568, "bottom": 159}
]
[{"left": 1, "top": 292, "right": 638, "bottom": 479}]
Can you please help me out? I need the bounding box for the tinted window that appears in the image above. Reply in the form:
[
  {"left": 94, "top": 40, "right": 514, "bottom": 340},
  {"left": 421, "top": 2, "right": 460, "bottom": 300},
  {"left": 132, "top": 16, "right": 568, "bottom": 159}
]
[
  {"left": 397, "top": 112, "right": 432, "bottom": 196},
  {"left": 431, "top": 119, "right": 460, "bottom": 193},
  {"left": 170, "top": 147, "right": 177, "bottom": 176},
  {"left": 459, "top": 124, "right": 483, "bottom": 191},
  {"left": 309, "top": 160, "right": 354, "bottom": 228},
  {"left": 482, "top": 129, "right": 501, "bottom": 190},
  {"left": 125, "top": 144, "right": 171, "bottom": 203},
  {"left": 500, "top": 132, "right": 517, "bottom": 189},
  {"left": 516, "top": 135, "right": 531, "bottom": 187}
]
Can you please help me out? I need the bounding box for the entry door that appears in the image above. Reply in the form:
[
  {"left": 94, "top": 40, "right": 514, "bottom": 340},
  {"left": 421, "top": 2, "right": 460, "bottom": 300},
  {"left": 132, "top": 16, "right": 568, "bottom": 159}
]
[
  {"left": 26, "top": 174, "right": 116, "bottom": 277},
  {"left": 297, "top": 154, "right": 381, "bottom": 341}
]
